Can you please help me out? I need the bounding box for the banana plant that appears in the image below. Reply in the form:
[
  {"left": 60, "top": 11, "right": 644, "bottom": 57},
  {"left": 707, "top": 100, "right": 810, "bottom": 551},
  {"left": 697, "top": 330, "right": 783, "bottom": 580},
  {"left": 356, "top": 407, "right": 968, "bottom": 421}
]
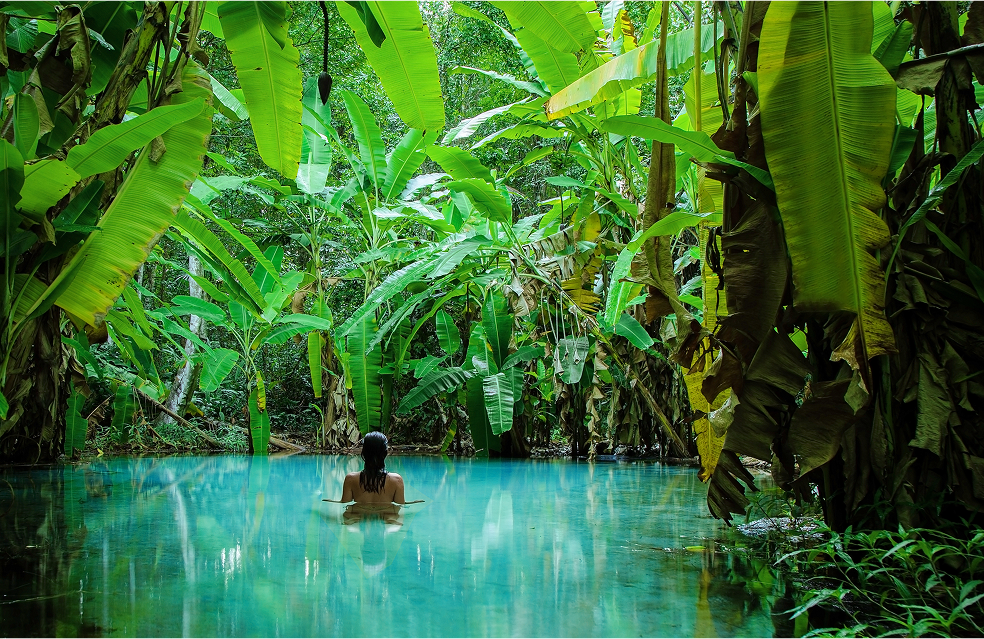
[
  {"left": 396, "top": 290, "right": 543, "bottom": 456},
  {"left": 168, "top": 201, "right": 331, "bottom": 454}
]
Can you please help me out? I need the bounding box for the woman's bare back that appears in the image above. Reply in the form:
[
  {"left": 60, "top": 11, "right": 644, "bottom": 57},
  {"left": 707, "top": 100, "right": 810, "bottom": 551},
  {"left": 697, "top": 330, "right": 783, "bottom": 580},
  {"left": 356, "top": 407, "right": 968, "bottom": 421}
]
[{"left": 341, "top": 471, "right": 406, "bottom": 504}]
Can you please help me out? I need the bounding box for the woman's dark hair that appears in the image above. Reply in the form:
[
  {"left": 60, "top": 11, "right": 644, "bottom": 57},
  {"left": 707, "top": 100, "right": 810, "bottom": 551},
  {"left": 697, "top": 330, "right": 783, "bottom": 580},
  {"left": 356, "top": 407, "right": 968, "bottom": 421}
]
[{"left": 359, "top": 431, "right": 388, "bottom": 493}]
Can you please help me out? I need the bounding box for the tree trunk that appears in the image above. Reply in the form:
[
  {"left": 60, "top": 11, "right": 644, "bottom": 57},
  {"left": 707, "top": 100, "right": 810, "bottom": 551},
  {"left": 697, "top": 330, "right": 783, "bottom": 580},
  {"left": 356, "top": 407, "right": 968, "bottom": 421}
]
[
  {"left": 158, "top": 254, "right": 204, "bottom": 426},
  {"left": 0, "top": 308, "right": 66, "bottom": 462}
]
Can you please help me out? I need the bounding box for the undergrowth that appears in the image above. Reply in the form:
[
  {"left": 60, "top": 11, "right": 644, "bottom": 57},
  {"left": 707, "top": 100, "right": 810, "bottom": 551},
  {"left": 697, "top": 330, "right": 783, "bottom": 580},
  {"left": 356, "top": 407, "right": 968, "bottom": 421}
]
[{"left": 778, "top": 524, "right": 984, "bottom": 637}]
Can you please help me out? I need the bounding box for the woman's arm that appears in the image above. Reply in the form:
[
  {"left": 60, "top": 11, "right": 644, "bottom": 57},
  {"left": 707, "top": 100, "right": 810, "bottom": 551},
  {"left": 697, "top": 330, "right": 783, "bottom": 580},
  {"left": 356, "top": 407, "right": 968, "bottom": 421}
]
[
  {"left": 390, "top": 473, "right": 406, "bottom": 504},
  {"left": 340, "top": 473, "right": 356, "bottom": 503}
]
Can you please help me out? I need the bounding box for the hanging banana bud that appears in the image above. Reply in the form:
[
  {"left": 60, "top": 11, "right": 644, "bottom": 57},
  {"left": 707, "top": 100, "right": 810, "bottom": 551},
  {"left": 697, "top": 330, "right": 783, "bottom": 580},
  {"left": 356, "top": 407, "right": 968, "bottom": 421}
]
[{"left": 318, "top": 72, "right": 332, "bottom": 105}]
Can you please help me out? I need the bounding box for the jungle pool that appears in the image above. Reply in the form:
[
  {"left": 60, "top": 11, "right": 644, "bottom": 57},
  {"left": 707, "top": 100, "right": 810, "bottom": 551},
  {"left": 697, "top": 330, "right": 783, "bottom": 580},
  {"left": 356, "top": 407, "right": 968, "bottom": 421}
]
[{"left": 0, "top": 455, "right": 789, "bottom": 637}]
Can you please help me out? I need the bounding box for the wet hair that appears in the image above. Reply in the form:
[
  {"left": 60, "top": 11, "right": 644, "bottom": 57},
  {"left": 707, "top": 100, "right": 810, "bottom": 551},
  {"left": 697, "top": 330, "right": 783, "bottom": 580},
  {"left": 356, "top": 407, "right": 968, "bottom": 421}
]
[{"left": 359, "top": 431, "right": 389, "bottom": 493}]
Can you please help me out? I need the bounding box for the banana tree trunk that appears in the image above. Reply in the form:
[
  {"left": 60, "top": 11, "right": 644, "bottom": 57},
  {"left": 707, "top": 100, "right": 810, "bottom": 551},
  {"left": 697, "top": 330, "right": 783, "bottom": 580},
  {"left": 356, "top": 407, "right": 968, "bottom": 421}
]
[
  {"left": 0, "top": 307, "right": 65, "bottom": 462},
  {"left": 158, "top": 254, "right": 204, "bottom": 426}
]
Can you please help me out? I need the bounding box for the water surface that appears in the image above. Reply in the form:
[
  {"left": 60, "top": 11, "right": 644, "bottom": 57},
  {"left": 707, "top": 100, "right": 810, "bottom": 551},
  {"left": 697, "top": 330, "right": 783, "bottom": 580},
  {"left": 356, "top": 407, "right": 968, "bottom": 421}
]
[{"left": 0, "top": 456, "right": 787, "bottom": 637}]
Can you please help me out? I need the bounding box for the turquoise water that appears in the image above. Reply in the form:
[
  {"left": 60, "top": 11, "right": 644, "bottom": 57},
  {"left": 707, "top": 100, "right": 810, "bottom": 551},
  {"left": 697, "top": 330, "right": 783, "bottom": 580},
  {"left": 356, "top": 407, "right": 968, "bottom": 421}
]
[{"left": 0, "top": 456, "right": 787, "bottom": 637}]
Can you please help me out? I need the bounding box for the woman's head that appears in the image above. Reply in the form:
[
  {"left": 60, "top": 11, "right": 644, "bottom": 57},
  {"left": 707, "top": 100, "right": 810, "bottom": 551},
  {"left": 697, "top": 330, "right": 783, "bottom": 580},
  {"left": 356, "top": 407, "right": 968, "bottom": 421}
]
[
  {"left": 361, "top": 430, "right": 388, "bottom": 464},
  {"left": 359, "top": 431, "right": 388, "bottom": 493}
]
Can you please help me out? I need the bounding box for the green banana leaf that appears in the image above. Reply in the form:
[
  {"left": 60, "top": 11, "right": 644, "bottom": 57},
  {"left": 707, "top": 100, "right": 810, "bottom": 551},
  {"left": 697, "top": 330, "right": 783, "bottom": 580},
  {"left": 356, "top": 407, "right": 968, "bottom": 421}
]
[
  {"left": 446, "top": 179, "right": 512, "bottom": 224},
  {"left": 110, "top": 384, "right": 136, "bottom": 444},
  {"left": 615, "top": 313, "right": 654, "bottom": 349},
  {"left": 599, "top": 115, "right": 774, "bottom": 190},
  {"left": 64, "top": 384, "right": 87, "bottom": 455},
  {"left": 483, "top": 371, "right": 516, "bottom": 436},
  {"left": 603, "top": 210, "right": 719, "bottom": 325},
  {"left": 248, "top": 387, "right": 270, "bottom": 455},
  {"left": 200, "top": 348, "right": 240, "bottom": 392},
  {"left": 491, "top": 1, "right": 600, "bottom": 53},
  {"left": 427, "top": 145, "right": 495, "bottom": 183},
  {"left": 512, "top": 28, "right": 581, "bottom": 94},
  {"left": 340, "top": 90, "right": 387, "bottom": 189},
  {"left": 54, "top": 63, "right": 213, "bottom": 326},
  {"left": 471, "top": 123, "right": 567, "bottom": 150},
  {"left": 383, "top": 129, "right": 437, "bottom": 201},
  {"left": 298, "top": 77, "right": 333, "bottom": 194},
  {"left": 443, "top": 100, "right": 529, "bottom": 144},
  {"left": 450, "top": 66, "right": 547, "bottom": 97},
  {"left": 435, "top": 310, "right": 461, "bottom": 357},
  {"left": 501, "top": 345, "right": 545, "bottom": 370},
  {"left": 173, "top": 209, "right": 267, "bottom": 310},
  {"left": 170, "top": 295, "right": 228, "bottom": 325},
  {"left": 336, "top": 259, "right": 435, "bottom": 338},
  {"left": 336, "top": 1, "right": 445, "bottom": 131},
  {"left": 398, "top": 367, "right": 472, "bottom": 413},
  {"left": 251, "top": 245, "right": 283, "bottom": 297},
  {"left": 11, "top": 92, "right": 39, "bottom": 159},
  {"left": 482, "top": 292, "right": 512, "bottom": 370},
  {"left": 546, "top": 24, "right": 719, "bottom": 119},
  {"left": 218, "top": 1, "right": 303, "bottom": 179},
  {"left": 18, "top": 160, "right": 80, "bottom": 220},
  {"left": 428, "top": 236, "right": 491, "bottom": 278},
  {"left": 66, "top": 99, "right": 205, "bottom": 178},
  {"left": 348, "top": 315, "right": 383, "bottom": 434},
  {"left": 308, "top": 332, "right": 323, "bottom": 398},
  {"left": 757, "top": 1, "right": 896, "bottom": 363},
  {"left": 201, "top": 1, "right": 223, "bottom": 36}
]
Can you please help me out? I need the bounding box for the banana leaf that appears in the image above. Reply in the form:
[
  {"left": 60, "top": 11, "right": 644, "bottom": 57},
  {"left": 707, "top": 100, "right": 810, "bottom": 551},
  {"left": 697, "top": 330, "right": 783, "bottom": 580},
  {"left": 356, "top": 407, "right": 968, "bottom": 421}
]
[
  {"left": 435, "top": 309, "right": 461, "bottom": 357},
  {"left": 398, "top": 367, "right": 472, "bottom": 413},
  {"left": 172, "top": 211, "right": 266, "bottom": 311},
  {"left": 443, "top": 100, "right": 530, "bottom": 143},
  {"left": 427, "top": 145, "right": 495, "bottom": 183},
  {"left": 383, "top": 129, "right": 437, "bottom": 201},
  {"left": 450, "top": 66, "right": 547, "bottom": 97},
  {"left": 428, "top": 236, "right": 491, "bottom": 279},
  {"left": 297, "top": 77, "right": 333, "bottom": 194},
  {"left": 170, "top": 295, "right": 228, "bottom": 325},
  {"left": 308, "top": 332, "right": 323, "bottom": 398},
  {"left": 11, "top": 92, "right": 39, "bottom": 159},
  {"left": 471, "top": 123, "right": 567, "bottom": 150},
  {"left": 491, "top": 1, "right": 600, "bottom": 53},
  {"left": 218, "top": 1, "right": 303, "bottom": 179},
  {"left": 340, "top": 90, "right": 387, "bottom": 189},
  {"left": 348, "top": 315, "right": 383, "bottom": 434},
  {"left": 18, "top": 160, "right": 80, "bottom": 220},
  {"left": 446, "top": 179, "right": 512, "bottom": 224},
  {"left": 615, "top": 313, "right": 654, "bottom": 349},
  {"left": 757, "top": 1, "right": 897, "bottom": 365},
  {"left": 336, "top": 259, "right": 435, "bottom": 338},
  {"left": 336, "top": 1, "right": 445, "bottom": 131},
  {"left": 482, "top": 292, "right": 512, "bottom": 370},
  {"left": 66, "top": 99, "right": 205, "bottom": 178},
  {"left": 546, "top": 24, "right": 719, "bottom": 119},
  {"left": 512, "top": 28, "right": 581, "bottom": 94},
  {"left": 501, "top": 345, "right": 545, "bottom": 370},
  {"left": 54, "top": 63, "right": 213, "bottom": 326},
  {"left": 248, "top": 386, "right": 270, "bottom": 455},
  {"left": 200, "top": 348, "right": 240, "bottom": 392},
  {"left": 110, "top": 384, "right": 136, "bottom": 444},
  {"left": 64, "top": 383, "right": 87, "bottom": 455},
  {"left": 483, "top": 371, "right": 516, "bottom": 435}
]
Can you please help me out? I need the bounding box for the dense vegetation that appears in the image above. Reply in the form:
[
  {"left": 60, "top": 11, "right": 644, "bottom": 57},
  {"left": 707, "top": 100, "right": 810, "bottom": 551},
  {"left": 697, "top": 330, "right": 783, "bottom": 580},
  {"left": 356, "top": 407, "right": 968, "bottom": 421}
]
[{"left": 3, "top": 3, "right": 984, "bottom": 629}]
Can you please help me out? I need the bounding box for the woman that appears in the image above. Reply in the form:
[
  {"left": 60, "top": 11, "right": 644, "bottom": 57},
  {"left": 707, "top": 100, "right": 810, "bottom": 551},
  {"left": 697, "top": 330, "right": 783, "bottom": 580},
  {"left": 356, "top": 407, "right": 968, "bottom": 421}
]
[{"left": 340, "top": 431, "right": 407, "bottom": 504}]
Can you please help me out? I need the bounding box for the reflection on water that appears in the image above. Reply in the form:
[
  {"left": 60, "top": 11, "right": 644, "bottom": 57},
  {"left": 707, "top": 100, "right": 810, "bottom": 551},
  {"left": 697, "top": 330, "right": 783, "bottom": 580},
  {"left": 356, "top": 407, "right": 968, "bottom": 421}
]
[{"left": 0, "top": 456, "right": 788, "bottom": 637}]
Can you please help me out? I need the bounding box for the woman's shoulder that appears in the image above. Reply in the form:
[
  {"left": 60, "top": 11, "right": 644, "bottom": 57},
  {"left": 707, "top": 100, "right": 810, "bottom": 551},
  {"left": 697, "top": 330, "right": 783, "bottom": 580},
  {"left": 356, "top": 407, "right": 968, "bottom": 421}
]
[
  {"left": 386, "top": 472, "right": 404, "bottom": 483},
  {"left": 344, "top": 471, "right": 361, "bottom": 481}
]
